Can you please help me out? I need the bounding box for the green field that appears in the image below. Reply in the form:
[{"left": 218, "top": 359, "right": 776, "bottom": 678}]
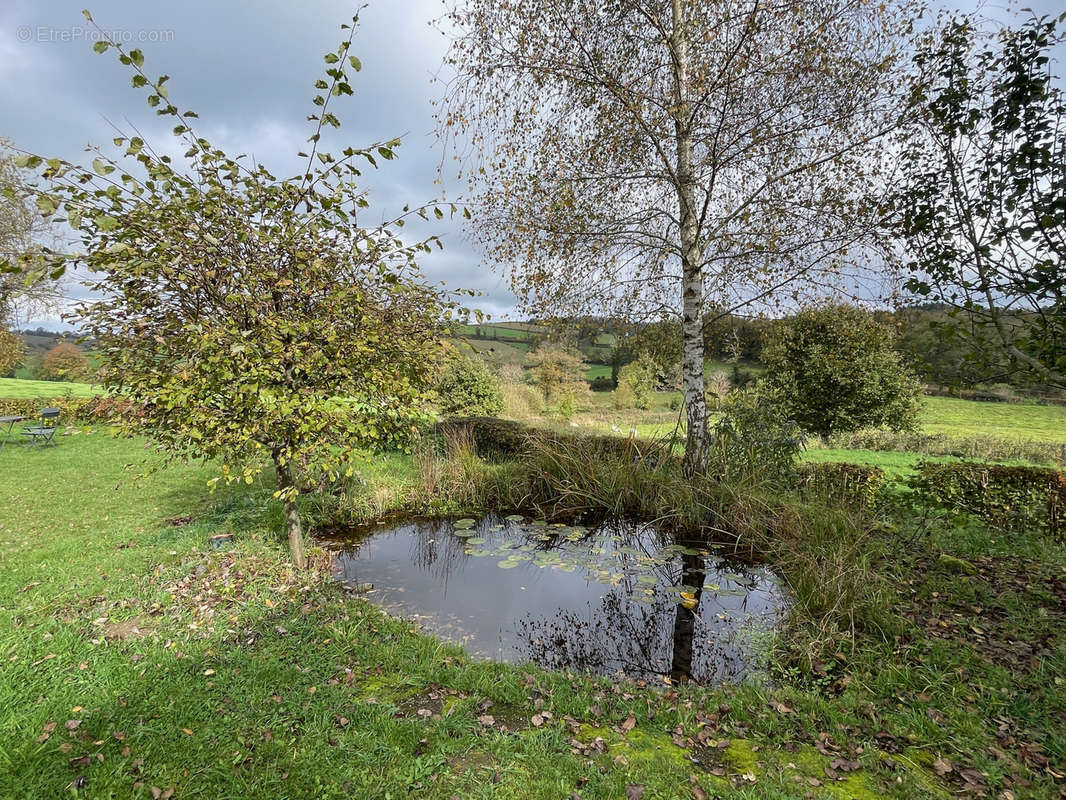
[
  {"left": 457, "top": 323, "right": 545, "bottom": 342},
  {"left": 921, "top": 395, "right": 1066, "bottom": 442},
  {"left": 584, "top": 363, "right": 613, "bottom": 380},
  {"left": 800, "top": 447, "right": 957, "bottom": 478},
  {"left": 0, "top": 377, "right": 101, "bottom": 398}
]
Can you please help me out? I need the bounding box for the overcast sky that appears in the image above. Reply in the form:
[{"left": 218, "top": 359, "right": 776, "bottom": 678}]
[
  {"left": 2, "top": 0, "right": 1063, "bottom": 329},
  {"left": 0, "top": 0, "right": 513, "bottom": 328}
]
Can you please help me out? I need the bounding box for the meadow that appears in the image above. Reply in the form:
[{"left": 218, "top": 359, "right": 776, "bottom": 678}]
[
  {"left": 0, "top": 377, "right": 101, "bottom": 399},
  {"left": 1, "top": 425, "right": 1063, "bottom": 798},
  {"left": 2, "top": 372, "right": 1065, "bottom": 797}
]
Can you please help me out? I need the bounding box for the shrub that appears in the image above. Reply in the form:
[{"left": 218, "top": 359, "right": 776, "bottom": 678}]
[
  {"left": 708, "top": 383, "right": 805, "bottom": 487},
  {"left": 0, "top": 394, "right": 131, "bottom": 424},
  {"left": 497, "top": 363, "right": 525, "bottom": 384},
  {"left": 499, "top": 381, "right": 543, "bottom": 419},
  {"left": 762, "top": 304, "right": 923, "bottom": 436},
  {"left": 907, "top": 460, "right": 1066, "bottom": 536},
  {"left": 0, "top": 330, "right": 24, "bottom": 376},
  {"left": 435, "top": 354, "right": 504, "bottom": 417},
  {"left": 705, "top": 370, "right": 731, "bottom": 403},
  {"left": 525, "top": 344, "right": 586, "bottom": 403},
  {"left": 39, "top": 343, "right": 90, "bottom": 382},
  {"left": 614, "top": 354, "right": 656, "bottom": 409},
  {"left": 588, "top": 376, "right": 615, "bottom": 392}
]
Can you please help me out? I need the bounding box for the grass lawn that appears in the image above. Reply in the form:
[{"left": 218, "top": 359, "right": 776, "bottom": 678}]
[
  {"left": 920, "top": 396, "right": 1066, "bottom": 443},
  {"left": 799, "top": 448, "right": 951, "bottom": 478},
  {"left": 0, "top": 377, "right": 101, "bottom": 399},
  {"left": 2, "top": 433, "right": 1064, "bottom": 798},
  {"left": 584, "top": 363, "right": 613, "bottom": 381}
]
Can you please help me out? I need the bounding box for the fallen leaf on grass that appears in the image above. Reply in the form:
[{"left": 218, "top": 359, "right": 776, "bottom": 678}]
[
  {"left": 620, "top": 714, "right": 636, "bottom": 733},
  {"left": 65, "top": 720, "right": 82, "bottom": 732},
  {"left": 477, "top": 715, "right": 495, "bottom": 727},
  {"left": 625, "top": 785, "right": 644, "bottom": 800},
  {"left": 932, "top": 757, "right": 953, "bottom": 776}
]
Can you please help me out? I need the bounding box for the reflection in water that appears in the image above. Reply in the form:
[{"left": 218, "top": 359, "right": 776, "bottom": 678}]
[{"left": 327, "top": 514, "right": 785, "bottom": 684}]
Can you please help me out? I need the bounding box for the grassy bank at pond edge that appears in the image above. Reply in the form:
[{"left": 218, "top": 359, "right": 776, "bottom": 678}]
[{"left": 1, "top": 433, "right": 1064, "bottom": 798}]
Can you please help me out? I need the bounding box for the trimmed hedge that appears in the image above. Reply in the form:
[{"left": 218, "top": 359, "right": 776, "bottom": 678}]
[
  {"left": 796, "top": 462, "right": 886, "bottom": 507},
  {"left": 433, "top": 416, "right": 666, "bottom": 465},
  {"left": 0, "top": 395, "right": 133, "bottom": 424},
  {"left": 908, "top": 460, "right": 1065, "bottom": 536}
]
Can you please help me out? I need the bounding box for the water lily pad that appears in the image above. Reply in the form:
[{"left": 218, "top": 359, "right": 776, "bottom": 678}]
[
  {"left": 453, "top": 530, "right": 475, "bottom": 538},
  {"left": 466, "top": 537, "right": 486, "bottom": 545},
  {"left": 454, "top": 518, "right": 476, "bottom": 529},
  {"left": 498, "top": 559, "right": 521, "bottom": 569},
  {"left": 504, "top": 514, "right": 524, "bottom": 522},
  {"left": 636, "top": 575, "right": 658, "bottom": 585}
]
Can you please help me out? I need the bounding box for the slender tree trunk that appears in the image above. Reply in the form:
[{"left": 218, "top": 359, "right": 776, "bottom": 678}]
[
  {"left": 671, "top": 0, "right": 710, "bottom": 477},
  {"left": 273, "top": 454, "right": 307, "bottom": 570}
]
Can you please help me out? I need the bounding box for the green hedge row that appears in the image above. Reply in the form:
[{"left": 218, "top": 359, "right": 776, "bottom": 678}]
[
  {"left": 796, "top": 462, "right": 887, "bottom": 507},
  {"left": 433, "top": 416, "right": 666, "bottom": 465},
  {"left": 908, "top": 460, "right": 1065, "bottom": 536},
  {"left": 0, "top": 395, "right": 133, "bottom": 424}
]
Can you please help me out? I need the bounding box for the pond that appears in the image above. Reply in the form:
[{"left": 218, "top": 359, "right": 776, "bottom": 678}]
[{"left": 327, "top": 513, "right": 787, "bottom": 685}]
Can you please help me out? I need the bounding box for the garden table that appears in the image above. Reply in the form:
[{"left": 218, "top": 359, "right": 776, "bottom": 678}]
[{"left": 0, "top": 415, "right": 26, "bottom": 451}]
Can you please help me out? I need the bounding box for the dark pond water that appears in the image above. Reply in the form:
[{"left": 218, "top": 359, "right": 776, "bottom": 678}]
[{"left": 328, "top": 513, "right": 787, "bottom": 685}]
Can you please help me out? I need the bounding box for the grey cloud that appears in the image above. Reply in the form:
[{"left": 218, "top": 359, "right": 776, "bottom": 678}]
[{"left": 1, "top": 0, "right": 515, "bottom": 328}]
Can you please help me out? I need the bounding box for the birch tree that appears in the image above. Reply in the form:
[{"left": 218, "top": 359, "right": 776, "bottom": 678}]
[{"left": 438, "top": 0, "right": 916, "bottom": 474}]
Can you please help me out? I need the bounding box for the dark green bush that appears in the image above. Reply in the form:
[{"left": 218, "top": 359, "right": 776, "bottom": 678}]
[
  {"left": 907, "top": 460, "right": 1065, "bottom": 536},
  {"left": 762, "top": 304, "right": 923, "bottom": 436},
  {"left": 434, "top": 355, "right": 504, "bottom": 417},
  {"left": 588, "top": 376, "right": 615, "bottom": 392}
]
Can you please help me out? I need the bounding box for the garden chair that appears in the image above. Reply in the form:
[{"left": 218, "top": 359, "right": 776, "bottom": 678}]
[{"left": 21, "top": 407, "right": 61, "bottom": 447}]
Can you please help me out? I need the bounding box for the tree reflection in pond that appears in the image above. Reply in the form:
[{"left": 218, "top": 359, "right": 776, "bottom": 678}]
[{"left": 328, "top": 514, "right": 784, "bottom": 684}]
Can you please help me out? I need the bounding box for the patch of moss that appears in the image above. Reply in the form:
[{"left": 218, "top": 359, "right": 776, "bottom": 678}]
[
  {"left": 574, "top": 723, "right": 732, "bottom": 795},
  {"left": 353, "top": 674, "right": 420, "bottom": 703},
  {"left": 723, "top": 738, "right": 761, "bottom": 774},
  {"left": 783, "top": 746, "right": 883, "bottom": 800}
]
